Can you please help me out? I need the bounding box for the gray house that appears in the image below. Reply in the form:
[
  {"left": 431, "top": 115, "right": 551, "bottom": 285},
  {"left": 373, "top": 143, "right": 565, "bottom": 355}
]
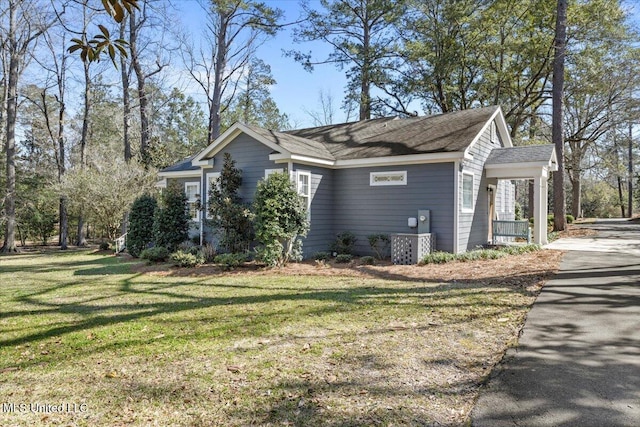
[{"left": 157, "top": 106, "right": 557, "bottom": 258}]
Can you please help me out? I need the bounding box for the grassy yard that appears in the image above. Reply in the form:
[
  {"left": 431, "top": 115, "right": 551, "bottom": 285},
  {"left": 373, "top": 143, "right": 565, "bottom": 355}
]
[{"left": 0, "top": 249, "right": 560, "bottom": 426}]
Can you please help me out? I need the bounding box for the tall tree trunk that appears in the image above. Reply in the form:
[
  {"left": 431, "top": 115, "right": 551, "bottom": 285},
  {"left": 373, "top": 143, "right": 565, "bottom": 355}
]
[
  {"left": 57, "top": 46, "right": 68, "bottom": 250},
  {"left": 570, "top": 172, "right": 581, "bottom": 219},
  {"left": 2, "top": 2, "right": 19, "bottom": 253},
  {"left": 77, "top": 59, "right": 91, "bottom": 247},
  {"left": 129, "top": 10, "right": 150, "bottom": 167},
  {"left": 618, "top": 176, "right": 626, "bottom": 217},
  {"left": 209, "top": 11, "right": 228, "bottom": 143},
  {"left": 360, "top": 9, "right": 371, "bottom": 121},
  {"left": 552, "top": 0, "right": 567, "bottom": 231},
  {"left": 628, "top": 121, "right": 633, "bottom": 218},
  {"left": 568, "top": 153, "right": 581, "bottom": 219},
  {"left": 121, "top": 20, "right": 132, "bottom": 162}
]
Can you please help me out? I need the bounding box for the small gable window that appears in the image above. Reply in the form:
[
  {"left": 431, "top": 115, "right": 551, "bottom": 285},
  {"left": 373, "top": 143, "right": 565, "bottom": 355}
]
[{"left": 370, "top": 171, "right": 407, "bottom": 186}]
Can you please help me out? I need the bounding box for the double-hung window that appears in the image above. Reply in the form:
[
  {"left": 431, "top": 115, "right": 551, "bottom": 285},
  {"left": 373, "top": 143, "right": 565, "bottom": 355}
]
[
  {"left": 296, "top": 171, "right": 311, "bottom": 220},
  {"left": 462, "top": 173, "right": 474, "bottom": 212},
  {"left": 185, "top": 182, "right": 200, "bottom": 221}
]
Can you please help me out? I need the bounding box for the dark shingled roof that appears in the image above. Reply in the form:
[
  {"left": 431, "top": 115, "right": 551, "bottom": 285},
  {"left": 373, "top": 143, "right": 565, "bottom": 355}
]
[
  {"left": 159, "top": 154, "right": 200, "bottom": 173},
  {"left": 163, "top": 106, "right": 502, "bottom": 172},
  {"left": 245, "top": 125, "right": 335, "bottom": 160},
  {"left": 283, "top": 106, "right": 500, "bottom": 160},
  {"left": 485, "top": 145, "right": 556, "bottom": 166}
]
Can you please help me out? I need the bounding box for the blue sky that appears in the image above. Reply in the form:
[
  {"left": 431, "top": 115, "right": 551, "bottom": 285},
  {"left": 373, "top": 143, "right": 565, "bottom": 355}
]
[{"left": 176, "top": 0, "right": 350, "bottom": 128}]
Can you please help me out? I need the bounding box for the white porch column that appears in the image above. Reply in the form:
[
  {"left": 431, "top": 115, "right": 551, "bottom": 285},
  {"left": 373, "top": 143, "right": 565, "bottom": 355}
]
[{"left": 533, "top": 175, "right": 548, "bottom": 245}]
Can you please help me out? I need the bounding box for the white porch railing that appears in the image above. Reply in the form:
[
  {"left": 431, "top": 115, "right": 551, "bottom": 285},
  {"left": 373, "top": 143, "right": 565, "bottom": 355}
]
[{"left": 115, "top": 233, "right": 127, "bottom": 254}]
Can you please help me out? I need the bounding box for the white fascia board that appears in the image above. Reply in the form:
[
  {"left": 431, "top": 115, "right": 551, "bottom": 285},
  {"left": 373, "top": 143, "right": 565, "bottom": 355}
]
[
  {"left": 333, "top": 152, "right": 465, "bottom": 169},
  {"left": 494, "top": 108, "right": 513, "bottom": 148},
  {"left": 464, "top": 107, "right": 513, "bottom": 158},
  {"left": 157, "top": 170, "right": 202, "bottom": 178},
  {"left": 194, "top": 123, "right": 291, "bottom": 163},
  {"left": 270, "top": 153, "right": 335, "bottom": 167},
  {"left": 486, "top": 165, "right": 548, "bottom": 179},
  {"left": 272, "top": 151, "right": 466, "bottom": 169}
]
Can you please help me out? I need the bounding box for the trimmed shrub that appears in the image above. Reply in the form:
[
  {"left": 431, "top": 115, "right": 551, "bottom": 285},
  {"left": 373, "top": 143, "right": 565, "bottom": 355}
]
[
  {"left": 140, "top": 246, "right": 170, "bottom": 262},
  {"left": 99, "top": 241, "right": 110, "bottom": 251},
  {"left": 253, "top": 172, "right": 309, "bottom": 267},
  {"left": 127, "top": 194, "right": 158, "bottom": 257},
  {"left": 360, "top": 256, "right": 376, "bottom": 265},
  {"left": 420, "top": 251, "right": 457, "bottom": 264},
  {"left": 367, "top": 234, "right": 390, "bottom": 259},
  {"left": 566, "top": 214, "right": 575, "bottom": 224},
  {"left": 331, "top": 231, "right": 357, "bottom": 255},
  {"left": 214, "top": 253, "right": 248, "bottom": 270},
  {"left": 335, "top": 254, "right": 353, "bottom": 264},
  {"left": 313, "top": 251, "right": 330, "bottom": 261},
  {"left": 170, "top": 250, "right": 204, "bottom": 268},
  {"left": 153, "top": 182, "right": 190, "bottom": 252}
]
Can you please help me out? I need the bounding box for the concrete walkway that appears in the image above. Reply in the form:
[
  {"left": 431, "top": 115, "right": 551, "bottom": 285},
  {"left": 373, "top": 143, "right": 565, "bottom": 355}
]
[{"left": 472, "top": 219, "right": 640, "bottom": 426}]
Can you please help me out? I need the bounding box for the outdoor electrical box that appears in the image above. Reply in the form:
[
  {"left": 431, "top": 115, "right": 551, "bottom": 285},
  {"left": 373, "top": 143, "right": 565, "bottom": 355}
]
[{"left": 418, "top": 210, "right": 431, "bottom": 234}]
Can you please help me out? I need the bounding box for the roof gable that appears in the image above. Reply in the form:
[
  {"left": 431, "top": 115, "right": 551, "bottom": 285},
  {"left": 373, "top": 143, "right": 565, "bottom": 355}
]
[{"left": 166, "top": 106, "right": 511, "bottom": 172}]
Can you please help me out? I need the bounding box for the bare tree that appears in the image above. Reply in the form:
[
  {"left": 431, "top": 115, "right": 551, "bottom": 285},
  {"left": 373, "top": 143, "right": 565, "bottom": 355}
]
[
  {"left": 31, "top": 27, "right": 72, "bottom": 249},
  {"left": 182, "top": 0, "right": 282, "bottom": 143},
  {"left": 303, "top": 89, "right": 338, "bottom": 126},
  {"left": 120, "top": 19, "right": 133, "bottom": 162},
  {"left": 1, "top": 0, "right": 54, "bottom": 253}
]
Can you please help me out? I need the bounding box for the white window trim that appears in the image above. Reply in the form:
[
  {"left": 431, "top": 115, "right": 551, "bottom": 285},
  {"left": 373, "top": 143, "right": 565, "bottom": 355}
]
[
  {"left": 205, "top": 172, "right": 220, "bottom": 219},
  {"left": 264, "top": 168, "right": 284, "bottom": 179},
  {"left": 369, "top": 170, "right": 407, "bottom": 186},
  {"left": 296, "top": 170, "right": 312, "bottom": 221},
  {"left": 461, "top": 172, "right": 474, "bottom": 213},
  {"left": 185, "top": 182, "right": 200, "bottom": 221}
]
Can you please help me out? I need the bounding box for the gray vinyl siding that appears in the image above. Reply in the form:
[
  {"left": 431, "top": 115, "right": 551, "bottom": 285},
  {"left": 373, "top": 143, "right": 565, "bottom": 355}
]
[
  {"left": 333, "top": 163, "right": 455, "bottom": 255},
  {"left": 458, "top": 120, "right": 509, "bottom": 251},
  {"left": 201, "top": 134, "right": 280, "bottom": 201},
  {"left": 291, "top": 164, "right": 334, "bottom": 256}
]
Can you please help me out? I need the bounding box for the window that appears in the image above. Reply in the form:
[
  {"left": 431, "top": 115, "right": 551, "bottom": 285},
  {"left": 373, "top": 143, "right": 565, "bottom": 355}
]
[
  {"left": 296, "top": 171, "right": 311, "bottom": 220},
  {"left": 185, "top": 182, "right": 200, "bottom": 221},
  {"left": 462, "top": 173, "right": 474, "bottom": 212},
  {"left": 265, "top": 168, "right": 284, "bottom": 179},
  {"left": 370, "top": 171, "right": 407, "bottom": 186},
  {"left": 205, "top": 173, "right": 220, "bottom": 219}
]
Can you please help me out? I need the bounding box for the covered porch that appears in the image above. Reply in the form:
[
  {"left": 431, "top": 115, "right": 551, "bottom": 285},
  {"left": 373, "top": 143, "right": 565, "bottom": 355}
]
[{"left": 484, "top": 145, "right": 559, "bottom": 245}]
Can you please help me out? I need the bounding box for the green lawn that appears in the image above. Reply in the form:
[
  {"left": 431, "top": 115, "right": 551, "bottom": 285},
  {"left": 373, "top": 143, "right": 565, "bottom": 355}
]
[{"left": 0, "top": 250, "right": 549, "bottom": 426}]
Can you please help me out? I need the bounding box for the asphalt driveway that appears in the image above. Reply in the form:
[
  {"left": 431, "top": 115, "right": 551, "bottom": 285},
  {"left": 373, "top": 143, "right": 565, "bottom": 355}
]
[{"left": 472, "top": 219, "right": 640, "bottom": 426}]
